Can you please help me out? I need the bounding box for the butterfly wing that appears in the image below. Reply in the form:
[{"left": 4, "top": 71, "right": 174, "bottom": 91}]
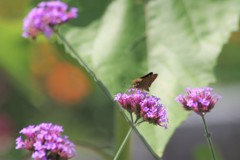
[
  {"left": 140, "top": 72, "right": 154, "bottom": 79},
  {"left": 140, "top": 73, "right": 158, "bottom": 91},
  {"left": 132, "top": 72, "right": 158, "bottom": 91}
]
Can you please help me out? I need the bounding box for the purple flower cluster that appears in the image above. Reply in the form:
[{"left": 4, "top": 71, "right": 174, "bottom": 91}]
[
  {"left": 114, "top": 89, "right": 168, "bottom": 128},
  {"left": 176, "top": 87, "right": 221, "bottom": 115},
  {"left": 16, "top": 123, "right": 76, "bottom": 160},
  {"left": 23, "top": 0, "right": 78, "bottom": 39}
]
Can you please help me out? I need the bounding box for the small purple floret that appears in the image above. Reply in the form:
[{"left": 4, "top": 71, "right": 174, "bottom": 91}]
[
  {"left": 175, "top": 87, "right": 221, "bottom": 115},
  {"left": 114, "top": 88, "right": 168, "bottom": 128},
  {"left": 16, "top": 123, "right": 76, "bottom": 160},
  {"left": 23, "top": 0, "right": 78, "bottom": 39}
]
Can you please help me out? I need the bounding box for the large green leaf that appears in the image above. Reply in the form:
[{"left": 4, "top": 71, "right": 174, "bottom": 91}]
[
  {"left": 139, "top": 0, "right": 240, "bottom": 157},
  {"left": 60, "top": 0, "right": 146, "bottom": 159},
  {"left": 60, "top": 0, "right": 240, "bottom": 158},
  {"left": 90, "top": 0, "right": 146, "bottom": 93},
  {"left": 61, "top": 0, "right": 147, "bottom": 89},
  {"left": 61, "top": 21, "right": 100, "bottom": 67},
  {"left": 90, "top": 2, "right": 147, "bottom": 159}
]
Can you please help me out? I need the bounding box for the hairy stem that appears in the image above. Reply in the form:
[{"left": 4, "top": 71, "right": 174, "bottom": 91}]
[{"left": 201, "top": 115, "right": 216, "bottom": 160}]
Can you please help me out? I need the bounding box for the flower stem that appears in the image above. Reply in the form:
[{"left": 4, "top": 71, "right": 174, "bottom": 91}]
[
  {"left": 113, "top": 127, "right": 133, "bottom": 160},
  {"left": 201, "top": 115, "right": 216, "bottom": 160}
]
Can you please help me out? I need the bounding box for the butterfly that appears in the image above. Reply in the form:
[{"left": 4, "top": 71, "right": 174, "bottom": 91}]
[{"left": 132, "top": 72, "right": 158, "bottom": 91}]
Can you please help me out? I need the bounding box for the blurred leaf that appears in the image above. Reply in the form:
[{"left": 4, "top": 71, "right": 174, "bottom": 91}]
[
  {"left": 0, "top": 20, "right": 29, "bottom": 81},
  {"left": 0, "top": 19, "right": 46, "bottom": 107},
  {"left": 215, "top": 31, "right": 240, "bottom": 83},
  {"left": 0, "top": 0, "right": 30, "bottom": 19},
  {"left": 193, "top": 144, "right": 222, "bottom": 160},
  {"left": 60, "top": 0, "right": 240, "bottom": 158},
  {"left": 72, "top": 0, "right": 112, "bottom": 26}
]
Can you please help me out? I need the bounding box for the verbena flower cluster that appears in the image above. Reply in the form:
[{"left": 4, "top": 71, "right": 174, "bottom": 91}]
[
  {"left": 114, "top": 88, "right": 168, "bottom": 128},
  {"left": 23, "top": 0, "right": 78, "bottom": 39},
  {"left": 16, "top": 123, "right": 76, "bottom": 160},
  {"left": 176, "top": 87, "right": 221, "bottom": 115}
]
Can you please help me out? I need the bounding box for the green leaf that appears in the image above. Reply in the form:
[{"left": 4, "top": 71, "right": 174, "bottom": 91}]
[
  {"left": 61, "top": 0, "right": 147, "bottom": 91},
  {"left": 60, "top": 0, "right": 240, "bottom": 158},
  {"left": 90, "top": 0, "right": 147, "bottom": 93},
  {"left": 60, "top": 21, "right": 100, "bottom": 67},
  {"left": 139, "top": 0, "right": 240, "bottom": 157},
  {"left": 87, "top": 3, "right": 147, "bottom": 159},
  {"left": 60, "top": 0, "right": 147, "bottom": 159}
]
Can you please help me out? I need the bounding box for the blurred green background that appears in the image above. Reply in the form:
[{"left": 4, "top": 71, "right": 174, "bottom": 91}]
[
  {"left": 0, "top": 0, "right": 115, "bottom": 159},
  {"left": 0, "top": 0, "right": 240, "bottom": 160}
]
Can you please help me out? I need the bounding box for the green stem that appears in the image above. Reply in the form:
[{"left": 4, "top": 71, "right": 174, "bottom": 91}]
[
  {"left": 130, "top": 112, "right": 134, "bottom": 123},
  {"left": 201, "top": 114, "right": 216, "bottom": 160},
  {"left": 113, "top": 127, "right": 133, "bottom": 160}
]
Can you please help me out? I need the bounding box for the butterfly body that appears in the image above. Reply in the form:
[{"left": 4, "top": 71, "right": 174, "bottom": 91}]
[{"left": 132, "top": 72, "right": 158, "bottom": 91}]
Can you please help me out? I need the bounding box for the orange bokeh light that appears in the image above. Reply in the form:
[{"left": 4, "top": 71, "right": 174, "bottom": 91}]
[{"left": 46, "top": 62, "right": 92, "bottom": 104}]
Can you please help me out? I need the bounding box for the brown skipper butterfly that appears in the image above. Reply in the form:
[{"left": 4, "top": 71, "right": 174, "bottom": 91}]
[{"left": 132, "top": 72, "right": 158, "bottom": 91}]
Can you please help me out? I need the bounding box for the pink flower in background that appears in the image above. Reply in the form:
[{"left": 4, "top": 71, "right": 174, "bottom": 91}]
[
  {"left": 23, "top": 0, "right": 78, "bottom": 39},
  {"left": 16, "top": 123, "right": 76, "bottom": 160}
]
